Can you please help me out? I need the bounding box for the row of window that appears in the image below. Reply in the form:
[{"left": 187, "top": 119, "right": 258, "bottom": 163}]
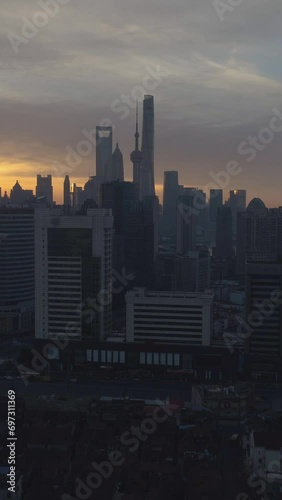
[
  {"left": 140, "top": 352, "right": 180, "bottom": 366},
  {"left": 86, "top": 350, "right": 126, "bottom": 363}
]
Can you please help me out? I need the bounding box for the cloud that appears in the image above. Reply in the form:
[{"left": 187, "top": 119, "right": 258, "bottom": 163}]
[{"left": 0, "top": 0, "right": 282, "bottom": 204}]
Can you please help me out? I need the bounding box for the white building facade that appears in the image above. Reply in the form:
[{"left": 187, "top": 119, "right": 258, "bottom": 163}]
[
  {"left": 126, "top": 288, "right": 213, "bottom": 345},
  {"left": 35, "top": 208, "right": 113, "bottom": 342}
]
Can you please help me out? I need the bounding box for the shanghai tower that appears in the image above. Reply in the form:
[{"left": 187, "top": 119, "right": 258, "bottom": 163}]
[{"left": 140, "top": 95, "right": 155, "bottom": 199}]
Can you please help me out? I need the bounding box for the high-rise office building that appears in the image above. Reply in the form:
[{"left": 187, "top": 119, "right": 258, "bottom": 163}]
[
  {"left": 112, "top": 143, "right": 124, "bottom": 182},
  {"left": 209, "top": 189, "right": 223, "bottom": 243},
  {"left": 84, "top": 176, "right": 104, "bottom": 206},
  {"left": 63, "top": 175, "right": 71, "bottom": 210},
  {"left": 227, "top": 189, "right": 246, "bottom": 240},
  {"left": 236, "top": 198, "right": 268, "bottom": 277},
  {"left": 0, "top": 208, "right": 34, "bottom": 334},
  {"left": 126, "top": 288, "right": 213, "bottom": 345},
  {"left": 176, "top": 190, "right": 197, "bottom": 254},
  {"left": 100, "top": 181, "right": 138, "bottom": 272},
  {"left": 130, "top": 103, "right": 143, "bottom": 194},
  {"left": 125, "top": 199, "right": 155, "bottom": 288},
  {"left": 36, "top": 175, "right": 53, "bottom": 206},
  {"left": 209, "top": 189, "right": 223, "bottom": 223},
  {"left": 245, "top": 262, "right": 282, "bottom": 356},
  {"left": 162, "top": 171, "right": 179, "bottom": 240},
  {"left": 215, "top": 206, "right": 233, "bottom": 259},
  {"left": 140, "top": 95, "right": 155, "bottom": 199},
  {"left": 155, "top": 249, "right": 210, "bottom": 293},
  {"left": 96, "top": 126, "right": 113, "bottom": 181},
  {"left": 35, "top": 208, "right": 113, "bottom": 343}
]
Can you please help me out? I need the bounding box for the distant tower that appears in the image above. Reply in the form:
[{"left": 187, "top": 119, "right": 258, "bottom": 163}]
[
  {"left": 130, "top": 102, "right": 143, "bottom": 195},
  {"left": 140, "top": 95, "right": 155, "bottom": 200},
  {"left": 112, "top": 143, "right": 124, "bottom": 181},
  {"left": 162, "top": 171, "right": 179, "bottom": 239},
  {"left": 96, "top": 126, "right": 113, "bottom": 181},
  {"left": 36, "top": 175, "right": 53, "bottom": 206},
  {"left": 63, "top": 175, "right": 71, "bottom": 209}
]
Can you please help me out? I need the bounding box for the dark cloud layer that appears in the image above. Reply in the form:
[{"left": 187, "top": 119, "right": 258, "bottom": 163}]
[{"left": 1, "top": 0, "right": 282, "bottom": 204}]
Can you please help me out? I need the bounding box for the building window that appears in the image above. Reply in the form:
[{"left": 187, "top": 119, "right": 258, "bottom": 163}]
[
  {"left": 107, "top": 351, "right": 112, "bottom": 363},
  {"left": 113, "top": 351, "right": 119, "bottom": 363},
  {"left": 174, "top": 354, "right": 180, "bottom": 366},
  {"left": 167, "top": 353, "right": 173, "bottom": 366},
  {"left": 160, "top": 353, "right": 166, "bottom": 365},
  {"left": 147, "top": 353, "right": 152, "bottom": 365},
  {"left": 101, "top": 350, "right": 106, "bottom": 363},
  {"left": 153, "top": 353, "right": 159, "bottom": 365},
  {"left": 140, "top": 352, "right": 146, "bottom": 364},
  {"left": 119, "top": 351, "right": 125, "bottom": 364},
  {"left": 93, "top": 350, "right": 99, "bottom": 362}
]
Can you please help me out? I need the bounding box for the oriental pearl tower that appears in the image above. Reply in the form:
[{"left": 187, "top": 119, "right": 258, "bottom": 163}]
[{"left": 130, "top": 102, "right": 143, "bottom": 198}]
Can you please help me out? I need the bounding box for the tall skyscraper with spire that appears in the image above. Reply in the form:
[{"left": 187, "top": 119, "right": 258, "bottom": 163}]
[
  {"left": 63, "top": 175, "right": 71, "bottom": 210},
  {"left": 112, "top": 143, "right": 124, "bottom": 181},
  {"left": 130, "top": 102, "right": 143, "bottom": 195},
  {"left": 96, "top": 126, "right": 113, "bottom": 181},
  {"left": 140, "top": 95, "right": 155, "bottom": 200}
]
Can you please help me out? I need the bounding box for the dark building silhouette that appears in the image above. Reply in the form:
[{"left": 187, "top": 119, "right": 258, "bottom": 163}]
[
  {"left": 177, "top": 190, "right": 197, "bottom": 254},
  {"left": 140, "top": 95, "right": 155, "bottom": 200},
  {"left": 130, "top": 102, "right": 143, "bottom": 195},
  {"left": 236, "top": 198, "right": 268, "bottom": 278},
  {"left": 155, "top": 248, "right": 210, "bottom": 292},
  {"left": 162, "top": 171, "right": 179, "bottom": 240},
  {"left": 245, "top": 262, "right": 282, "bottom": 356},
  {"left": 100, "top": 181, "right": 138, "bottom": 272},
  {"left": 112, "top": 142, "right": 124, "bottom": 182},
  {"left": 209, "top": 189, "right": 223, "bottom": 243},
  {"left": 36, "top": 175, "right": 53, "bottom": 206},
  {"left": 215, "top": 206, "right": 233, "bottom": 259},
  {"left": 63, "top": 175, "right": 71, "bottom": 210},
  {"left": 125, "top": 197, "right": 156, "bottom": 288},
  {"left": 96, "top": 126, "right": 113, "bottom": 181},
  {"left": 0, "top": 208, "right": 34, "bottom": 334},
  {"left": 227, "top": 189, "right": 246, "bottom": 241}
]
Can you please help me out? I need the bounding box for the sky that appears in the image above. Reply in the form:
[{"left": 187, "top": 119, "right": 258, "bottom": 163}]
[{"left": 1, "top": 0, "right": 282, "bottom": 205}]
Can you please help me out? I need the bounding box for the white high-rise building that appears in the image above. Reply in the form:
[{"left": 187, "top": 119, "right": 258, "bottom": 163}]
[
  {"left": 35, "top": 208, "right": 113, "bottom": 342},
  {"left": 126, "top": 288, "right": 213, "bottom": 345}
]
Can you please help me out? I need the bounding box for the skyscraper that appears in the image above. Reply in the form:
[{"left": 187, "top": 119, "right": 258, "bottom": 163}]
[
  {"left": 63, "top": 175, "right": 71, "bottom": 210},
  {"left": 96, "top": 126, "right": 113, "bottom": 180},
  {"left": 215, "top": 206, "right": 233, "bottom": 259},
  {"left": 209, "top": 189, "right": 223, "bottom": 243},
  {"left": 36, "top": 175, "right": 53, "bottom": 206},
  {"left": 227, "top": 189, "right": 246, "bottom": 240},
  {"left": 100, "top": 180, "right": 138, "bottom": 272},
  {"left": 236, "top": 198, "right": 268, "bottom": 278},
  {"left": 162, "top": 171, "right": 179, "bottom": 240},
  {"left": 176, "top": 190, "right": 197, "bottom": 254},
  {"left": 0, "top": 208, "right": 34, "bottom": 334},
  {"left": 35, "top": 207, "right": 113, "bottom": 343},
  {"left": 209, "top": 189, "right": 223, "bottom": 223},
  {"left": 245, "top": 262, "right": 282, "bottom": 356},
  {"left": 112, "top": 143, "right": 124, "bottom": 182},
  {"left": 140, "top": 95, "right": 155, "bottom": 199},
  {"left": 130, "top": 103, "right": 143, "bottom": 194}
]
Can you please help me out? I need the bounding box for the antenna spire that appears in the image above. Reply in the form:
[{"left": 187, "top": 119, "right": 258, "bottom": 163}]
[{"left": 135, "top": 100, "right": 139, "bottom": 150}]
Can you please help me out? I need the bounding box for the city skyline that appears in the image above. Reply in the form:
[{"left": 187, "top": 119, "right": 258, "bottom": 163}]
[{"left": 1, "top": 0, "right": 282, "bottom": 205}]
